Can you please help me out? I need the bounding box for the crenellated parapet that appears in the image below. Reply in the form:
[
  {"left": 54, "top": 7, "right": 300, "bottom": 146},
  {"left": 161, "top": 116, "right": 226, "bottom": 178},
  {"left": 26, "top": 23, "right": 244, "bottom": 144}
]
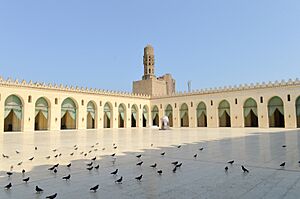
[
  {"left": 0, "top": 76, "right": 150, "bottom": 99},
  {"left": 151, "top": 78, "right": 300, "bottom": 99}
]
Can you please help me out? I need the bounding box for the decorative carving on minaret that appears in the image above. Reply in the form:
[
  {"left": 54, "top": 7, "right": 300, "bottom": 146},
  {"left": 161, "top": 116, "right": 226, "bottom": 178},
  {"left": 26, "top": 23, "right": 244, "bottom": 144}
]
[{"left": 142, "top": 44, "right": 156, "bottom": 80}]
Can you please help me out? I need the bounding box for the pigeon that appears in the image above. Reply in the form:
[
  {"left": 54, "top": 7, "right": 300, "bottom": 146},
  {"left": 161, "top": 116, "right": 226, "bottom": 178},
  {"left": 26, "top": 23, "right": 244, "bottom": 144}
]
[
  {"left": 171, "top": 161, "right": 178, "bottom": 165},
  {"left": 17, "top": 161, "right": 23, "bottom": 166},
  {"left": 193, "top": 154, "right": 197, "bottom": 158},
  {"left": 84, "top": 153, "right": 88, "bottom": 156},
  {"left": 111, "top": 153, "right": 116, "bottom": 157},
  {"left": 241, "top": 165, "right": 249, "bottom": 173},
  {"left": 70, "top": 153, "right": 74, "bottom": 156},
  {"left": 59, "top": 153, "right": 62, "bottom": 157},
  {"left": 225, "top": 166, "right": 228, "bottom": 172},
  {"left": 35, "top": 147, "right": 38, "bottom": 150},
  {"left": 136, "top": 161, "right": 143, "bottom": 166},
  {"left": 113, "top": 143, "right": 116, "bottom": 146},
  {"left": 88, "top": 150, "right": 92, "bottom": 154},
  {"left": 227, "top": 160, "right": 234, "bottom": 165},
  {"left": 135, "top": 174, "right": 143, "bottom": 181},
  {"left": 67, "top": 163, "right": 72, "bottom": 168},
  {"left": 157, "top": 170, "right": 163, "bottom": 175},
  {"left": 150, "top": 163, "right": 157, "bottom": 168},
  {"left": 80, "top": 152, "right": 84, "bottom": 155},
  {"left": 52, "top": 149, "right": 57, "bottom": 152},
  {"left": 95, "top": 165, "right": 100, "bottom": 170},
  {"left": 4, "top": 183, "right": 12, "bottom": 189},
  {"left": 199, "top": 147, "right": 204, "bottom": 151},
  {"left": 46, "top": 156, "right": 51, "bottom": 159},
  {"left": 87, "top": 167, "right": 93, "bottom": 171},
  {"left": 151, "top": 144, "right": 153, "bottom": 147},
  {"left": 91, "top": 157, "right": 96, "bottom": 161},
  {"left": 35, "top": 185, "right": 43, "bottom": 193},
  {"left": 102, "top": 148, "right": 106, "bottom": 151},
  {"left": 23, "top": 177, "right": 30, "bottom": 183},
  {"left": 114, "top": 146, "right": 117, "bottom": 149},
  {"left": 176, "top": 163, "right": 182, "bottom": 168},
  {"left": 94, "top": 149, "right": 98, "bottom": 151},
  {"left": 53, "top": 169, "right": 57, "bottom": 174},
  {"left": 54, "top": 154, "right": 58, "bottom": 158},
  {"left": 16, "top": 150, "right": 20, "bottom": 154},
  {"left": 22, "top": 169, "right": 26, "bottom": 174},
  {"left": 115, "top": 176, "right": 123, "bottom": 184},
  {"left": 91, "top": 145, "right": 94, "bottom": 148},
  {"left": 136, "top": 154, "right": 142, "bottom": 158},
  {"left": 29, "top": 157, "right": 34, "bottom": 161},
  {"left": 111, "top": 169, "right": 118, "bottom": 175},
  {"left": 46, "top": 193, "right": 57, "bottom": 199},
  {"left": 280, "top": 162, "right": 286, "bottom": 167},
  {"left": 172, "top": 167, "right": 177, "bottom": 173},
  {"left": 48, "top": 166, "right": 55, "bottom": 171},
  {"left": 7, "top": 172, "right": 13, "bottom": 177},
  {"left": 74, "top": 145, "right": 77, "bottom": 148},
  {"left": 87, "top": 162, "right": 93, "bottom": 167},
  {"left": 53, "top": 163, "right": 59, "bottom": 168},
  {"left": 298, "top": 160, "right": 300, "bottom": 164},
  {"left": 177, "top": 145, "right": 181, "bottom": 148},
  {"left": 2, "top": 154, "right": 9, "bottom": 158},
  {"left": 96, "top": 142, "right": 99, "bottom": 145},
  {"left": 62, "top": 174, "right": 71, "bottom": 180},
  {"left": 90, "top": 184, "right": 99, "bottom": 192},
  {"left": 160, "top": 152, "right": 165, "bottom": 156},
  {"left": 74, "top": 147, "right": 78, "bottom": 150},
  {"left": 282, "top": 145, "right": 287, "bottom": 148}
]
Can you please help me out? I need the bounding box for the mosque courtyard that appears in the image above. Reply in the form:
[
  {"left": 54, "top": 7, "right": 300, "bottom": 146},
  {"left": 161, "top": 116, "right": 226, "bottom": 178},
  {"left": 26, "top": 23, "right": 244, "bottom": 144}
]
[{"left": 1, "top": 128, "right": 300, "bottom": 199}]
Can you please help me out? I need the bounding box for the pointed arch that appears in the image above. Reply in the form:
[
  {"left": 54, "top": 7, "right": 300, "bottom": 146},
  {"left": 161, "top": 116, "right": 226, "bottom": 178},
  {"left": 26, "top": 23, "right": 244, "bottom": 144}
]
[
  {"left": 131, "top": 104, "right": 139, "bottom": 127},
  {"left": 61, "top": 97, "right": 77, "bottom": 129},
  {"left": 268, "top": 96, "right": 285, "bottom": 127},
  {"left": 118, "top": 103, "right": 126, "bottom": 128},
  {"left": 87, "top": 101, "right": 97, "bottom": 129},
  {"left": 4, "top": 94, "right": 23, "bottom": 132},
  {"left": 104, "top": 102, "right": 113, "bottom": 128},
  {"left": 243, "top": 98, "right": 258, "bottom": 127},
  {"left": 165, "top": 104, "right": 173, "bottom": 127},
  {"left": 296, "top": 96, "right": 300, "bottom": 128},
  {"left": 35, "top": 97, "right": 50, "bottom": 130},
  {"left": 197, "top": 102, "right": 207, "bottom": 127},
  {"left": 180, "top": 103, "right": 189, "bottom": 127},
  {"left": 218, "top": 100, "right": 231, "bottom": 127},
  {"left": 142, "top": 105, "right": 149, "bottom": 127},
  {"left": 151, "top": 105, "right": 159, "bottom": 126}
]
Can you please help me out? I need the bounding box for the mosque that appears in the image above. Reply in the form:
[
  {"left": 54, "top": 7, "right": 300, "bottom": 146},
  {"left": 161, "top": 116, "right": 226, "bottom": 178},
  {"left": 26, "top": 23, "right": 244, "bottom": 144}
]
[{"left": 0, "top": 45, "right": 300, "bottom": 132}]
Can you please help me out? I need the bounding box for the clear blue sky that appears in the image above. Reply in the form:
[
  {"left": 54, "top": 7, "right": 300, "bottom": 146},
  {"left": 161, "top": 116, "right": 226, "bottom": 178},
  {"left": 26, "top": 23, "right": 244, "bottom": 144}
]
[{"left": 0, "top": 0, "right": 299, "bottom": 92}]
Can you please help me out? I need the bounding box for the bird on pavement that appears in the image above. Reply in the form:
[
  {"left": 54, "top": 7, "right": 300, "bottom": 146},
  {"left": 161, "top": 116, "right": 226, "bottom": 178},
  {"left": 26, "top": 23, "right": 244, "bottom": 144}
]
[
  {"left": 160, "top": 152, "right": 165, "bottom": 156},
  {"left": 35, "top": 185, "right": 43, "bottom": 193},
  {"left": 135, "top": 174, "right": 143, "bottom": 181},
  {"left": 7, "top": 172, "right": 13, "bottom": 177},
  {"left": 67, "top": 163, "right": 72, "bottom": 168},
  {"left": 227, "top": 160, "right": 234, "bottom": 165},
  {"left": 136, "top": 154, "right": 142, "bottom": 158},
  {"left": 136, "top": 161, "right": 143, "bottom": 166},
  {"left": 225, "top": 166, "right": 228, "bottom": 172},
  {"left": 150, "top": 163, "right": 157, "bottom": 168},
  {"left": 23, "top": 177, "right": 30, "bottom": 183},
  {"left": 115, "top": 176, "right": 123, "bottom": 184},
  {"left": 4, "top": 183, "right": 12, "bottom": 190},
  {"left": 87, "top": 167, "right": 93, "bottom": 171},
  {"left": 157, "top": 170, "right": 163, "bottom": 175},
  {"left": 280, "top": 162, "right": 286, "bottom": 167},
  {"left": 90, "top": 185, "right": 99, "bottom": 192},
  {"left": 193, "top": 154, "right": 197, "bottom": 158},
  {"left": 46, "top": 193, "right": 57, "bottom": 199},
  {"left": 241, "top": 165, "right": 249, "bottom": 173},
  {"left": 176, "top": 163, "right": 182, "bottom": 168},
  {"left": 86, "top": 162, "right": 93, "bottom": 167},
  {"left": 62, "top": 174, "right": 71, "bottom": 181},
  {"left": 29, "top": 157, "right": 34, "bottom": 161},
  {"left": 199, "top": 147, "right": 204, "bottom": 151},
  {"left": 171, "top": 161, "right": 178, "bottom": 165},
  {"left": 111, "top": 169, "right": 118, "bottom": 175},
  {"left": 95, "top": 165, "right": 100, "bottom": 170},
  {"left": 91, "top": 157, "right": 96, "bottom": 161}
]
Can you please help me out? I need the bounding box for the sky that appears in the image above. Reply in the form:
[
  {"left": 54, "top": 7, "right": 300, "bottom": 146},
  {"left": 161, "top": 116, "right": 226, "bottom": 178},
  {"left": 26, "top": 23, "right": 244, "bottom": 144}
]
[{"left": 0, "top": 0, "right": 299, "bottom": 92}]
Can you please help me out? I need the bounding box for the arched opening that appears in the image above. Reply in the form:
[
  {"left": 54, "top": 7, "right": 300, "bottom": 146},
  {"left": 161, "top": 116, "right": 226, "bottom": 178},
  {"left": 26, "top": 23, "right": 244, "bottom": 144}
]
[
  {"left": 197, "top": 102, "right": 207, "bottom": 127},
  {"left": 4, "top": 95, "right": 23, "bottom": 132},
  {"left": 104, "top": 102, "right": 113, "bottom": 128},
  {"left": 218, "top": 100, "right": 231, "bottom": 127},
  {"left": 268, "top": 96, "right": 285, "bottom": 127},
  {"left": 243, "top": 98, "right": 258, "bottom": 127},
  {"left": 142, "top": 105, "right": 149, "bottom": 127},
  {"left": 61, "top": 98, "right": 77, "bottom": 129},
  {"left": 180, "top": 103, "right": 189, "bottom": 127},
  {"left": 151, "top": 105, "right": 159, "bottom": 126},
  {"left": 87, "top": 101, "right": 96, "bottom": 129},
  {"left": 35, "top": 97, "right": 49, "bottom": 130},
  {"left": 296, "top": 97, "right": 300, "bottom": 128},
  {"left": 118, "top": 104, "right": 126, "bottom": 128},
  {"left": 165, "top": 104, "right": 173, "bottom": 127},
  {"left": 131, "top": 105, "right": 138, "bottom": 127}
]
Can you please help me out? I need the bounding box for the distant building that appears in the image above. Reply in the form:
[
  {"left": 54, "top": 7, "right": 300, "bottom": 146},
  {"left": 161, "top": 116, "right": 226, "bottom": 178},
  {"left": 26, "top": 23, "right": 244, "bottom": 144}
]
[{"left": 132, "top": 45, "right": 175, "bottom": 96}]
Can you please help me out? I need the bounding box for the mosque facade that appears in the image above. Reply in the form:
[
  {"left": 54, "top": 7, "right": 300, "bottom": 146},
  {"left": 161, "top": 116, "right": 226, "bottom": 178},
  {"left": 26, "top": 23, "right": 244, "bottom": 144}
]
[{"left": 1, "top": 45, "right": 300, "bottom": 132}]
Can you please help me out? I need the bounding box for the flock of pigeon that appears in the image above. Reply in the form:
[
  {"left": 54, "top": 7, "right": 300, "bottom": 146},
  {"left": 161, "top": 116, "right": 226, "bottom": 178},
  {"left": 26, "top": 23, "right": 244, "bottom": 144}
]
[{"left": 1, "top": 141, "right": 292, "bottom": 198}]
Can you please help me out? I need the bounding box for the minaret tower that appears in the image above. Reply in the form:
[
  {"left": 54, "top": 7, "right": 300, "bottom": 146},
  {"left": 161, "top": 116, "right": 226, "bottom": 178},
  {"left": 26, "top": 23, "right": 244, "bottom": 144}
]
[{"left": 142, "top": 45, "right": 156, "bottom": 80}]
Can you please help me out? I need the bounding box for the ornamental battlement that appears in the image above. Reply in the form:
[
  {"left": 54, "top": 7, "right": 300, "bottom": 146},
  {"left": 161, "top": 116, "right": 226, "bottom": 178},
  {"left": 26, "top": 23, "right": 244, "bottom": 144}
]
[{"left": 0, "top": 76, "right": 150, "bottom": 99}]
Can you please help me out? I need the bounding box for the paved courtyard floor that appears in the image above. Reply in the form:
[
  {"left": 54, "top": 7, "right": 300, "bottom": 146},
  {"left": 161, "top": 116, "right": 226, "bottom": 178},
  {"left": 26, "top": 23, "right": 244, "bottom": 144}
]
[{"left": 1, "top": 128, "right": 300, "bottom": 199}]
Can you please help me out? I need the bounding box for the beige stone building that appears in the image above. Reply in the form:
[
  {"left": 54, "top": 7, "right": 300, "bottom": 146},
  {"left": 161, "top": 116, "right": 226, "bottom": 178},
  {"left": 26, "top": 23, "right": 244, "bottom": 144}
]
[{"left": 0, "top": 45, "right": 300, "bottom": 132}]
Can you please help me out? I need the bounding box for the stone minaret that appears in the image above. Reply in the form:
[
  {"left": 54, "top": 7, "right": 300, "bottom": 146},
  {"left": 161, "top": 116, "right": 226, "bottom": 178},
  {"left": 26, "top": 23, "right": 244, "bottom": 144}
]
[{"left": 142, "top": 45, "right": 156, "bottom": 80}]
